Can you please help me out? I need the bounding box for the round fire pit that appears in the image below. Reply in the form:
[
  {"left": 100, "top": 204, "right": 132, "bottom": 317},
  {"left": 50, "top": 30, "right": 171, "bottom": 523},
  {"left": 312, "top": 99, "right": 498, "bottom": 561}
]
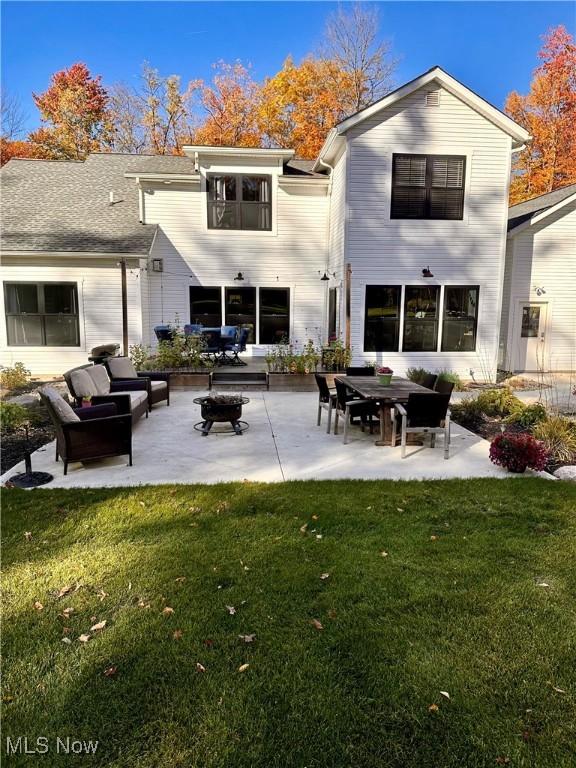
[{"left": 193, "top": 395, "right": 250, "bottom": 436}]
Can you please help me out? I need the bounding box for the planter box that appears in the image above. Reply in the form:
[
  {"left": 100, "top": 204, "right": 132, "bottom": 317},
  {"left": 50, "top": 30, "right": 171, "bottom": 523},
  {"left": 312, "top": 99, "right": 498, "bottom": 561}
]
[
  {"left": 268, "top": 372, "right": 337, "bottom": 391},
  {"left": 169, "top": 372, "right": 213, "bottom": 390}
]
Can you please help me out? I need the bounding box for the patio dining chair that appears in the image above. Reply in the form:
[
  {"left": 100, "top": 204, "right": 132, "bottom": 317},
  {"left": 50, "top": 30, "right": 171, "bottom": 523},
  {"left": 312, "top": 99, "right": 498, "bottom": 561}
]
[
  {"left": 333, "top": 379, "right": 378, "bottom": 445},
  {"left": 201, "top": 329, "right": 222, "bottom": 362},
  {"left": 346, "top": 366, "right": 375, "bottom": 376},
  {"left": 434, "top": 378, "right": 455, "bottom": 397},
  {"left": 315, "top": 373, "right": 337, "bottom": 433},
  {"left": 421, "top": 373, "right": 438, "bottom": 390},
  {"left": 391, "top": 392, "right": 451, "bottom": 459},
  {"left": 184, "top": 323, "right": 204, "bottom": 335},
  {"left": 223, "top": 327, "right": 249, "bottom": 366}
]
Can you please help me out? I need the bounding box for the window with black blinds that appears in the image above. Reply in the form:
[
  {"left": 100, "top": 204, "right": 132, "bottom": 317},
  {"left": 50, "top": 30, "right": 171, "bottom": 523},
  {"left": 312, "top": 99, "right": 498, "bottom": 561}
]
[{"left": 391, "top": 154, "right": 466, "bottom": 220}]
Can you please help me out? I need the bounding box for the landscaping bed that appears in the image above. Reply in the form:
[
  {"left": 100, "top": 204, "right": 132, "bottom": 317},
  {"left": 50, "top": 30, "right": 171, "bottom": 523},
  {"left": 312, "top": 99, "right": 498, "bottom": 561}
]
[{"left": 2, "top": 479, "right": 575, "bottom": 768}]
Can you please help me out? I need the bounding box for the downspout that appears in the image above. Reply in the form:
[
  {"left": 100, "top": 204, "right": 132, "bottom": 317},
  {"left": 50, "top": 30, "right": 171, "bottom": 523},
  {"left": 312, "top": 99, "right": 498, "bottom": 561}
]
[{"left": 317, "top": 157, "right": 334, "bottom": 345}]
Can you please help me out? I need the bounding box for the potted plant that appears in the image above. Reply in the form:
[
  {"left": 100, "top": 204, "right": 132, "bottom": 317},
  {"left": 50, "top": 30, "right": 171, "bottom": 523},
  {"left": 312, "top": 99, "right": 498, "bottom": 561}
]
[
  {"left": 81, "top": 395, "right": 93, "bottom": 408},
  {"left": 377, "top": 366, "right": 394, "bottom": 386},
  {"left": 489, "top": 432, "right": 549, "bottom": 474}
]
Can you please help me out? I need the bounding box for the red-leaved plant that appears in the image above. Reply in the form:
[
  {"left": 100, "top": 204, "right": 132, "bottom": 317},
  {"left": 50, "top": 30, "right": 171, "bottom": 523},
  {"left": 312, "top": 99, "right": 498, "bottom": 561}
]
[
  {"left": 377, "top": 366, "right": 393, "bottom": 374},
  {"left": 489, "top": 432, "right": 549, "bottom": 473}
]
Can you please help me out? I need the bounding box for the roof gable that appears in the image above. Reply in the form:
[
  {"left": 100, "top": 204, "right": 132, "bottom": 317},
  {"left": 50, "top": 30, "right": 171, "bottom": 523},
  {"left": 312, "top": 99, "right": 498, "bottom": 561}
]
[{"left": 508, "top": 184, "right": 576, "bottom": 234}]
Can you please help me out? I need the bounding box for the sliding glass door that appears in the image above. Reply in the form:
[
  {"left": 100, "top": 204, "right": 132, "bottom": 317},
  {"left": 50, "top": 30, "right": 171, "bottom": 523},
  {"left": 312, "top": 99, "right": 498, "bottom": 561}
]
[
  {"left": 225, "top": 287, "right": 256, "bottom": 343},
  {"left": 189, "top": 286, "right": 222, "bottom": 328},
  {"left": 259, "top": 288, "right": 290, "bottom": 344}
]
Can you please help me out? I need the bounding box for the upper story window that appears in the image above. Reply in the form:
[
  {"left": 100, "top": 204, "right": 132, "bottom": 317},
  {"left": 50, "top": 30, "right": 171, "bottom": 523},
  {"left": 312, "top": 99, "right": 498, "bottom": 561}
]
[
  {"left": 391, "top": 154, "right": 466, "bottom": 220},
  {"left": 207, "top": 174, "right": 272, "bottom": 231},
  {"left": 4, "top": 282, "right": 80, "bottom": 347}
]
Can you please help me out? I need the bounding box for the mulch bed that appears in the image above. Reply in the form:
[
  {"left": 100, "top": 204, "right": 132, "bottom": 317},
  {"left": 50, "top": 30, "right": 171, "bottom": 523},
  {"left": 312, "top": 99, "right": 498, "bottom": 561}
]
[{"left": 1, "top": 403, "right": 55, "bottom": 475}]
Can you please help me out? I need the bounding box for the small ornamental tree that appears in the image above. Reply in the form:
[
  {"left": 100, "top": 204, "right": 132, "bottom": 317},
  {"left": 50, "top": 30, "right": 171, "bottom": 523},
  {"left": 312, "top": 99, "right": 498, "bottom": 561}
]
[{"left": 489, "top": 432, "right": 549, "bottom": 473}]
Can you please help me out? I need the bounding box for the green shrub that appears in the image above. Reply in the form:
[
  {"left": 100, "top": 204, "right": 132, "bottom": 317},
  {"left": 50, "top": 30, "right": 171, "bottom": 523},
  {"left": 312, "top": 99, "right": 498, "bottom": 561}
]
[
  {"left": 505, "top": 402, "right": 548, "bottom": 429},
  {"left": 533, "top": 417, "right": 576, "bottom": 465},
  {"left": 405, "top": 367, "right": 429, "bottom": 385},
  {"left": 0, "top": 362, "right": 31, "bottom": 392},
  {"left": 436, "top": 369, "right": 466, "bottom": 391},
  {"left": 450, "top": 397, "right": 486, "bottom": 431},
  {"left": 129, "top": 344, "right": 151, "bottom": 372},
  {"left": 0, "top": 401, "right": 29, "bottom": 432},
  {"left": 475, "top": 388, "right": 523, "bottom": 417}
]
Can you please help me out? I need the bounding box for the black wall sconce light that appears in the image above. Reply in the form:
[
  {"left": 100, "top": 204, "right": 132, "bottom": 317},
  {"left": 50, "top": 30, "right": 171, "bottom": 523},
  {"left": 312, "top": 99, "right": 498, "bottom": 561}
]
[
  {"left": 422, "top": 266, "right": 434, "bottom": 278},
  {"left": 234, "top": 272, "right": 244, "bottom": 281},
  {"left": 319, "top": 270, "right": 336, "bottom": 281},
  {"left": 535, "top": 286, "right": 546, "bottom": 296}
]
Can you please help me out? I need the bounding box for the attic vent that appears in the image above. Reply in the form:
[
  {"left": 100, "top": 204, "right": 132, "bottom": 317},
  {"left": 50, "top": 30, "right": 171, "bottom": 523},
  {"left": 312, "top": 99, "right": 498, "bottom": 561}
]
[
  {"left": 426, "top": 90, "right": 441, "bottom": 107},
  {"left": 151, "top": 258, "right": 164, "bottom": 273}
]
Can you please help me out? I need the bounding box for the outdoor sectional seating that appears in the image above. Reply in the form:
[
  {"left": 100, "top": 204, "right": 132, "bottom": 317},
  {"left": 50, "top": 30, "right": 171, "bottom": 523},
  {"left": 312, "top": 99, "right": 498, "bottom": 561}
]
[
  {"left": 64, "top": 364, "right": 149, "bottom": 423},
  {"left": 105, "top": 356, "right": 170, "bottom": 408},
  {"left": 39, "top": 386, "right": 132, "bottom": 475}
]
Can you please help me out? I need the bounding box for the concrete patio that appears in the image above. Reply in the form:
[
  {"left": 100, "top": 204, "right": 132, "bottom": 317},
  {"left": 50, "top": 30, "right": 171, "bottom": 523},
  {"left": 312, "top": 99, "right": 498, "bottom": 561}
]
[{"left": 1, "top": 390, "right": 529, "bottom": 487}]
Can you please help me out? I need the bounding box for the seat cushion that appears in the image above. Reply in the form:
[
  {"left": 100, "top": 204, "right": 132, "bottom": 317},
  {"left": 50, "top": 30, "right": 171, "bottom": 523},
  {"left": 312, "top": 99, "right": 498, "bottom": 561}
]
[
  {"left": 40, "top": 386, "right": 80, "bottom": 423},
  {"left": 69, "top": 369, "right": 98, "bottom": 398},
  {"left": 118, "top": 390, "right": 148, "bottom": 409},
  {"left": 86, "top": 365, "right": 111, "bottom": 395},
  {"left": 150, "top": 381, "right": 167, "bottom": 393},
  {"left": 107, "top": 356, "right": 138, "bottom": 379}
]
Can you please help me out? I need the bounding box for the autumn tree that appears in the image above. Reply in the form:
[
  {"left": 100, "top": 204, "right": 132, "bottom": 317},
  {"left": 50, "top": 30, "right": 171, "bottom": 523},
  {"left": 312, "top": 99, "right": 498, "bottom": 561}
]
[
  {"left": 258, "top": 57, "right": 356, "bottom": 158},
  {"left": 505, "top": 25, "right": 576, "bottom": 204},
  {"left": 320, "top": 3, "right": 397, "bottom": 113},
  {"left": 29, "top": 62, "right": 111, "bottom": 159},
  {"left": 192, "top": 61, "right": 262, "bottom": 147}
]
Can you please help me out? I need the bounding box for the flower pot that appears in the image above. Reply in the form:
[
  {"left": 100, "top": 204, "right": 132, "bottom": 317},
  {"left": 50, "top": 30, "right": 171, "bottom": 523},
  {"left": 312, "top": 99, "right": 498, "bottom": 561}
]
[
  {"left": 507, "top": 464, "right": 527, "bottom": 474},
  {"left": 378, "top": 374, "right": 393, "bottom": 386},
  {"left": 81, "top": 399, "right": 92, "bottom": 408}
]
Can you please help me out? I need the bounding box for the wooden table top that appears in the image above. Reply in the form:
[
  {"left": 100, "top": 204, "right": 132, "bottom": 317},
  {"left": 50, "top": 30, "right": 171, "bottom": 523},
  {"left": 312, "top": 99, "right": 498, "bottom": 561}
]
[{"left": 335, "top": 376, "right": 432, "bottom": 402}]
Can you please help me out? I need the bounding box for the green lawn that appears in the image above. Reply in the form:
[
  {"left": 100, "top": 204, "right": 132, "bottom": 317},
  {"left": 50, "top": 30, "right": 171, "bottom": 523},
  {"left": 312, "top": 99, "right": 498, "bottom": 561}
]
[{"left": 2, "top": 479, "right": 576, "bottom": 767}]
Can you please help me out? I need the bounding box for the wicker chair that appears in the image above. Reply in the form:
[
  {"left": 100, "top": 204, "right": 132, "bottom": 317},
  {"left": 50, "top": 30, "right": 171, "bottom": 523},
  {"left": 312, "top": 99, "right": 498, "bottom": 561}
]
[
  {"left": 315, "top": 374, "right": 337, "bottom": 433},
  {"left": 421, "top": 373, "right": 438, "bottom": 390},
  {"left": 391, "top": 392, "right": 451, "bottom": 459},
  {"left": 64, "top": 364, "right": 149, "bottom": 422},
  {"left": 333, "top": 379, "right": 378, "bottom": 444},
  {"left": 434, "top": 378, "right": 455, "bottom": 397},
  {"left": 106, "top": 357, "right": 170, "bottom": 408},
  {"left": 39, "top": 386, "right": 132, "bottom": 475}
]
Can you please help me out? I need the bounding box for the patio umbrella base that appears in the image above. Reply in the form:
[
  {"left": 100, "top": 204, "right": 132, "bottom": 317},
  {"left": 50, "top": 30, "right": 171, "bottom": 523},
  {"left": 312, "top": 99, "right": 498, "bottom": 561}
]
[
  {"left": 194, "top": 420, "right": 249, "bottom": 436},
  {"left": 8, "top": 471, "right": 54, "bottom": 488}
]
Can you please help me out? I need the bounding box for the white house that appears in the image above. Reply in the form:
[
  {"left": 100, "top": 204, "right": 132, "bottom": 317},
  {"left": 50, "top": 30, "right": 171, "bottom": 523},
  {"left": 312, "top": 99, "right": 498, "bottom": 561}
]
[
  {"left": 500, "top": 184, "right": 576, "bottom": 373},
  {"left": 5, "top": 65, "right": 565, "bottom": 381}
]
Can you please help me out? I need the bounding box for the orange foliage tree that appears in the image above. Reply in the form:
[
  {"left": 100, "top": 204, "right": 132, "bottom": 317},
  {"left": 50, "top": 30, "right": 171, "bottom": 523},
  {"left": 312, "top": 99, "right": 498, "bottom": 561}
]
[
  {"left": 29, "top": 62, "right": 111, "bottom": 160},
  {"left": 191, "top": 62, "right": 262, "bottom": 147},
  {"left": 258, "top": 57, "right": 356, "bottom": 159},
  {"left": 0, "top": 138, "right": 43, "bottom": 166},
  {"left": 505, "top": 26, "right": 576, "bottom": 204}
]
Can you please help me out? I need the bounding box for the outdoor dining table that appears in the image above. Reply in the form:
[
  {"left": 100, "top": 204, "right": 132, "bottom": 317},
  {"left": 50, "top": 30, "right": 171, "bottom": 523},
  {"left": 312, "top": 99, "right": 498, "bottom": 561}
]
[{"left": 334, "top": 376, "right": 432, "bottom": 446}]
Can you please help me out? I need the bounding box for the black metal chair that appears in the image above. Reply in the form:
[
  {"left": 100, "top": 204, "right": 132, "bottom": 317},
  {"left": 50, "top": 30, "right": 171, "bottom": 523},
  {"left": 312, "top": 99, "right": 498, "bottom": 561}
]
[
  {"left": 421, "top": 373, "right": 438, "bottom": 389},
  {"left": 391, "top": 392, "right": 451, "bottom": 459},
  {"left": 346, "top": 366, "right": 375, "bottom": 376},
  {"left": 315, "top": 374, "right": 337, "bottom": 433},
  {"left": 154, "top": 325, "right": 174, "bottom": 342},
  {"left": 434, "top": 378, "right": 455, "bottom": 397},
  {"left": 333, "top": 379, "right": 378, "bottom": 444},
  {"left": 224, "top": 327, "right": 249, "bottom": 366},
  {"left": 201, "top": 329, "right": 222, "bottom": 363}
]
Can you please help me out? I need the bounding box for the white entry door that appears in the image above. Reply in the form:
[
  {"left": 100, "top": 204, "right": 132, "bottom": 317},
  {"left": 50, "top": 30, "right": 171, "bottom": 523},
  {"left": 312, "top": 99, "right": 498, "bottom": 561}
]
[{"left": 513, "top": 301, "right": 548, "bottom": 372}]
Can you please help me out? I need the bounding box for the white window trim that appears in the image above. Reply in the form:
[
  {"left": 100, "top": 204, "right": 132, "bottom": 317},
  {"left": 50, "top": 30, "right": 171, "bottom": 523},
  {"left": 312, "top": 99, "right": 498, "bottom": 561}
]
[{"left": 200, "top": 169, "right": 279, "bottom": 237}]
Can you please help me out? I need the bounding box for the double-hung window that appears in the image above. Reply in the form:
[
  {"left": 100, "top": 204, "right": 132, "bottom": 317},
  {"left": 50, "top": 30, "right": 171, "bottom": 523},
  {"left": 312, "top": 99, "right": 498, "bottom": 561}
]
[
  {"left": 4, "top": 282, "right": 80, "bottom": 346},
  {"left": 391, "top": 154, "right": 466, "bottom": 220},
  {"left": 441, "top": 286, "right": 479, "bottom": 351},
  {"left": 207, "top": 174, "right": 272, "bottom": 231}
]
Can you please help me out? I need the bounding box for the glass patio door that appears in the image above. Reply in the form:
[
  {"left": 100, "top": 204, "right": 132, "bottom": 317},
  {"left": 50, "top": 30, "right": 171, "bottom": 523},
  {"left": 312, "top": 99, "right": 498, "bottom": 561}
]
[{"left": 225, "top": 287, "right": 256, "bottom": 343}]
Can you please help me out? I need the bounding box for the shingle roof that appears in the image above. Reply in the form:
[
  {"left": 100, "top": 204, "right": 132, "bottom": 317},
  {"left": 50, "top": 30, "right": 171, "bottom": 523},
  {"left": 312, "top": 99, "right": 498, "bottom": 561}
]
[
  {"left": 1, "top": 153, "right": 157, "bottom": 254},
  {"left": 125, "top": 154, "right": 323, "bottom": 177},
  {"left": 508, "top": 184, "right": 576, "bottom": 231}
]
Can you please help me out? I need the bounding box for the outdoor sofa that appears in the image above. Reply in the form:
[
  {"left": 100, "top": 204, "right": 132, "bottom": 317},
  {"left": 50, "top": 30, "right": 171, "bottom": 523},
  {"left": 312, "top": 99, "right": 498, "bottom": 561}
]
[
  {"left": 105, "top": 356, "right": 170, "bottom": 408},
  {"left": 64, "top": 364, "right": 149, "bottom": 423}
]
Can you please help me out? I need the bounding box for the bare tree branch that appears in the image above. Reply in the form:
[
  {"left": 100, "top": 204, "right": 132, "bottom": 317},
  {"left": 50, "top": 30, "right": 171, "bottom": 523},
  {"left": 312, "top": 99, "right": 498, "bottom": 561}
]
[{"left": 1, "top": 89, "right": 28, "bottom": 140}]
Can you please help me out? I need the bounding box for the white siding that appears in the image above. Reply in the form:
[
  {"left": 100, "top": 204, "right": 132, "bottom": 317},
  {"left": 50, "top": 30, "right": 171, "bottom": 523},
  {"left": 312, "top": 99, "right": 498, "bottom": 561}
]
[
  {"left": 502, "top": 201, "right": 576, "bottom": 371},
  {"left": 143, "top": 166, "right": 329, "bottom": 352},
  {"left": 342, "top": 84, "right": 512, "bottom": 378},
  {"left": 0, "top": 258, "right": 143, "bottom": 374}
]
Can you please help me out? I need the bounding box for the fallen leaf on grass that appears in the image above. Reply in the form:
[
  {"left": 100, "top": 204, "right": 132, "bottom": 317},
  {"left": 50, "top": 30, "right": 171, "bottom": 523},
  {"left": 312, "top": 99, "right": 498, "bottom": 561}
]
[
  {"left": 320, "top": 573, "right": 330, "bottom": 580},
  {"left": 428, "top": 703, "right": 439, "bottom": 713},
  {"left": 137, "top": 600, "right": 150, "bottom": 609},
  {"left": 33, "top": 601, "right": 44, "bottom": 611},
  {"left": 312, "top": 514, "right": 319, "bottom": 520},
  {"left": 397, "top": 508, "right": 404, "bottom": 512},
  {"left": 495, "top": 758, "right": 510, "bottom": 765},
  {"left": 24, "top": 531, "right": 33, "bottom": 541},
  {"left": 300, "top": 523, "right": 308, "bottom": 533},
  {"left": 203, "top": 639, "right": 214, "bottom": 648},
  {"left": 162, "top": 607, "right": 174, "bottom": 616},
  {"left": 138, "top": 501, "right": 146, "bottom": 508},
  {"left": 103, "top": 665, "right": 117, "bottom": 677},
  {"left": 439, "top": 691, "right": 450, "bottom": 700},
  {"left": 62, "top": 627, "right": 71, "bottom": 634},
  {"left": 238, "top": 663, "right": 250, "bottom": 673},
  {"left": 380, "top": 551, "right": 389, "bottom": 558},
  {"left": 60, "top": 607, "right": 74, "bottom": 619},
  {"left": 239, "top": 634, "right": 256, "bottom": 643},
  {"left": 78, "top": 634, "right": 91, "bottom": 643},
  {"left": 316, "top": 534, "right": 323, "bottom": 540},
  {"left": 311, "top": 619, "right": 323, "bottom": 631},
  {"left": 430, "top": 535, "right": 438, "bottom": 542},
  {"left": 61, "top": 637, "right": 72, "bottom": 645},
  {"left": 96, "top": 589, "right": 108, "bottom": 601},
  {"left": 550, "top": 684, "right": 566, "bottom": 693},
  {"left": 175, "top": 576, "right": 186, "bottom": 583},
  {"left": 90, "top": 620, "right": 106, "bottom": 632},
  {"left": 57, "top": 584, "right": 73, "bottom": 598},
  {"left": 196, "top": 662, "right": 206, "bottom": 673},
  {"left": 536, "top": 582, "right": 550, "bottom": 588},
  {"left": 327, "top": 609, "right": 337, "bottom": 619},
  {"left": 226, "top": 605, "right": 236, "bottom": 615},
  {"left": 173, "top": 630, "right": 183, "bottom": 640}
]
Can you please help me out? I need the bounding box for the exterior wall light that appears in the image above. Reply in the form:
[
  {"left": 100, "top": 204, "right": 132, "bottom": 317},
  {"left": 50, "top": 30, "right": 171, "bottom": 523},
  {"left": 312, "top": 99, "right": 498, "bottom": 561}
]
[
  {"left": 234, "top": 272, "right": 244, "bottom": 281},
  {"left": 422, "top": 266, "right": 434, "bottom": 278}
]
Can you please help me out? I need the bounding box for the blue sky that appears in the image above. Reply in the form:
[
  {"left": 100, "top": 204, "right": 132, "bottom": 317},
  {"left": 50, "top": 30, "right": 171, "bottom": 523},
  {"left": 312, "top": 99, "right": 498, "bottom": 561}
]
[{"left": 1, "top": 1, "right": 574, "bottom": 134}]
